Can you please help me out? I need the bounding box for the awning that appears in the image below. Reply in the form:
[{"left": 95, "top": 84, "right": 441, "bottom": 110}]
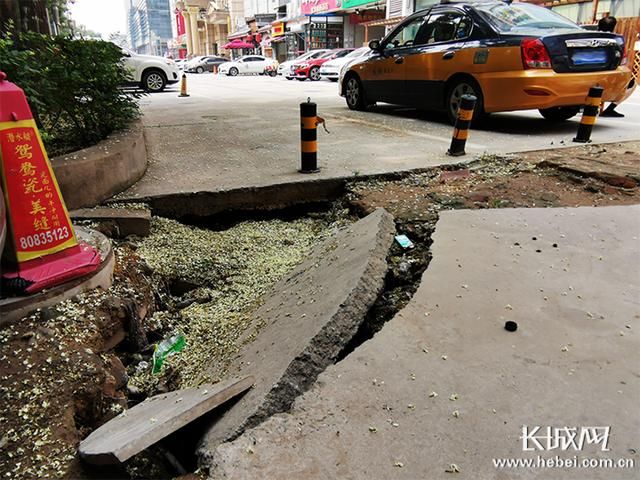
[
  {"left": 227, "top": 29, "right": 250, "bottom": 40},
  {"left": 361, "top": 15, "right": 404, "bottom": 28},
  {"left": 223, "top": 40, "right": 256, "bottom": 49}
]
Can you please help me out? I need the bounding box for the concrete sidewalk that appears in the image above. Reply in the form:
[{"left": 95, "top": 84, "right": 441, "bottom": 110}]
[
  {"left": 116, "top": 76, "right": 640, "bottom": 204},
  {"left": 209, "top": 205, "right": 640, "bottom": 479}
]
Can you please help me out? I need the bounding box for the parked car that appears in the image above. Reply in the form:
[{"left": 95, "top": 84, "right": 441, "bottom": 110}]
[
  {"left": 218, "top": 55, "right": 276, "bottom": 76},
  {"left": 339, "top": 0, "right": 635, "bottom": 123},
  {"left": 174, "top": 59, "right": 188, "bottom": 70},
  {"left": 320, "top": 47, "right": 371, "bottom": 82},
  {"left": 120, "top": 47, "right": 180, "bottom": 92},
  {"left": 185, "top": 55, "right": 229, "bottom": 73},
  {"left": 278, "top": 49, "right": 331, "bottom": 79},
  {"left": 293, "top": 49, "right": 354, "bottom": 81}
]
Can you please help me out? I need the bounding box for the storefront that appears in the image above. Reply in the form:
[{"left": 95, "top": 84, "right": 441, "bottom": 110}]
[
  {"left": 299, "top": 0, "right": 345, "bottom": 50},
  {"left": 258, "top": 25, "right": 273, "bottom": 58},
  {"left": 225, "top": 30, "right": 261, "bottom": 59},
  {"left": 271, "top": 21, "right": 288, "bottom": 62},
  {"left": 359, "top": 15, "right": 403, "bottom": 43},
  {"left": 285, "top": 17, "right": 309, "bottom": 58},
  {"left": 306, "top": 15, "right": 345, "bottom": 50},
  {"left": 341, "top": 0, "right": 386, "bottom": 47}
]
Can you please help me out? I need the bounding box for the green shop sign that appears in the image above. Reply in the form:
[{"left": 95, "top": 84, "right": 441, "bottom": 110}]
[{"left": 341, "top": 0, "right": 378, "bottom": 9}]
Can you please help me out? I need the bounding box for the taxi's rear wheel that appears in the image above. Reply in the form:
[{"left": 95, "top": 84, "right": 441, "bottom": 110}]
[
  {"left": 446, "top": 78, "right": 483, "bottom": 125},
  {"left": 538, "top": 106, "right": 581, "bottom": 122},
  {"left": 345, "top": 76, "right": 366, "bottom": 111}
]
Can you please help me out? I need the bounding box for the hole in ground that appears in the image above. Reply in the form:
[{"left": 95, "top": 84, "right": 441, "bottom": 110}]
[{"left": 338, "top": 216, "right": 436, "bottom": 361}]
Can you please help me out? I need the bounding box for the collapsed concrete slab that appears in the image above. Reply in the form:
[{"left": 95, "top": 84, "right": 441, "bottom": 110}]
[
  {"left": 197, "top": 208, "right": 395, "bottom": 464},
  {"left": 70, "top": 207, "right": 151, "bottom": 237},
  {"left": 79, "top": 376, "right": 254, "bottom": 465},
  {"left": 209, "top": 206, "right": 640, "bottom": 480}
]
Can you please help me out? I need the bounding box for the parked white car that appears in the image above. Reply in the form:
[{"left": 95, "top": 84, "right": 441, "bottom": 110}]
[
  {"left": 277, "top": 49, "right": 330, "bottom": 80},
  {"left": 319, "top": 47, "right": 370, "bottom": 82},
  {"left": 185, "top": 55, "right": 228, "bottom": 73},
  {"left": 120, "top": 47, "right": 180, "bottom": 92},
  {"left": 218, "top": 55, "right": 276, "bottom": 76}
]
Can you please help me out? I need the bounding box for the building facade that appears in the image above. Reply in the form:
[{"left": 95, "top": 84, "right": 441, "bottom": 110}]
[
  {"left": 127, "top": 0, "right": 174, "bottom": 55},
  {"left": 174, "top": 0, "right": 233, "bottom": 57},
  {"left": 170, "top": 0, "right": 639, "bottom": 63},
  {"left": 520, "top": 0, "right": 640, "bottom": 24}
]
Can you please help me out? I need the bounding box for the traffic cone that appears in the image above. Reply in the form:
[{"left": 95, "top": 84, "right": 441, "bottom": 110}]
[{"left": 0, "top": 71, "right": 100, "bottom": 296}]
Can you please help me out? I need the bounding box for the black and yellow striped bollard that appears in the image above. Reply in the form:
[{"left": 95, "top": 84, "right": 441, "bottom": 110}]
[
  {"left": 178, "top": 73, "right": 189, "bottom": 98},
  {"left": 447, "top": 94, "right": 476, "bottom": 157},
  {"left": 573, "top": 86, "right": 604, "bottom": 143},
  {"left": 300, "top": 100, "right": 320, "bottom": 173}
]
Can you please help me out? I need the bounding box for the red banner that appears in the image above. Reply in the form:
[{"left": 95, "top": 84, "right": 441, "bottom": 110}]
[
  {"left": 0, "top": 120, "right": 77, "bottom": 262},
  {"left": 176, "top": 9, "right": 186, "bottom": 36}
]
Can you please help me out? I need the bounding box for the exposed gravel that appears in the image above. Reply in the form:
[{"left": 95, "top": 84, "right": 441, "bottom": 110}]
[
  {"left": 0, "top": 212, "right": 347, "bottom": 480},
  {"left": 128, "top": 215, "right": 346, "bottom": 393}
]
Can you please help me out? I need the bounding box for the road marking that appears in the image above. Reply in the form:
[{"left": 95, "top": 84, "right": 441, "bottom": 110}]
[
  {"left": 598, "top": 119, "right": 640, "bottom": 127},
  {"left": 324, "top": 113, "right": 488, "bottom": 149}
]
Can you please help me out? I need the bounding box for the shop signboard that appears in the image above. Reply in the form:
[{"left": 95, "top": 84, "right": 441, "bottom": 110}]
[
  {"left": 349, "top": 10, "right": 385, "bottom": 24},
  {"left": 273, "top": 22, "right": 285, "bottom": 36},
  {"left": 342, "top": 0, "right": 379, "bottom": 8},
  {"left": 301, "top": 0, "right": 341, "bottom": 15}
]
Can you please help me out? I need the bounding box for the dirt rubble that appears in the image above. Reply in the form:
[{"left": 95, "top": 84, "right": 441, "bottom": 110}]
[
  {"left": 0, "top": 246, "right": 157, "bottom": 479},
  {"left": 0, "top": 141, "right": 638, "bottom": 479},
  {"left": 346, "top": 146, "right": 640, "bottom": 224},
  {"left": 0, "top": 214, "right": 344, "bottom": 479}
]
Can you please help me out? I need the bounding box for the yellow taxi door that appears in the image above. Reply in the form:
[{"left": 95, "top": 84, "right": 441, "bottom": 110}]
[
  {"left": 403, "top": 11, "right": 476, "bottom": 109},
  {"left": 358, "top": 14, "right": 429, "bottom": 105}
]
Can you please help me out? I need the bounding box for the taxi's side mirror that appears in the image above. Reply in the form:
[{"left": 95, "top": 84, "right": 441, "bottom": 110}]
[{"left": 369, "top": 39, "right": 382, "bottom": 52}]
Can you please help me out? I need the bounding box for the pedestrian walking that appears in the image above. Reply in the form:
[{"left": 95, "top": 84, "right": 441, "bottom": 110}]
[{"left": 598, "top": 16, "right": 624, "bottom": 117}]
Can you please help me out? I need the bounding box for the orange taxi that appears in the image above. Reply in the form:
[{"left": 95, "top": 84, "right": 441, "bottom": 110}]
[{"left": 339, "top": 0, "right": 635, "bottom": 123}]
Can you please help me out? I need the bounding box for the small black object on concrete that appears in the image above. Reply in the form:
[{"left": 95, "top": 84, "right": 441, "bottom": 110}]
[{"left": 504, "top": 321, "right": 518, "bottom": 332}]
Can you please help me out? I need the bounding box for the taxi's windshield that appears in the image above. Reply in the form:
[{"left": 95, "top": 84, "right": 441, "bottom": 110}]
[{"left": 477, "top": 3, "right": 580, "bottom": 33}]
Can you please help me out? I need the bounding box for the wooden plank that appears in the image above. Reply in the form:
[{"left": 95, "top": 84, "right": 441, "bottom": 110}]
[{"left": 79, "top": 376, "right": 254, "bottom": 465}]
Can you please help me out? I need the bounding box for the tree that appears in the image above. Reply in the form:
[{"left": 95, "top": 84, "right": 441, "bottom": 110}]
[
  {"left": 72, "top": 23, "right": 102, "bottom": 39},
  {"left": 108, "top": 31, "right": 129, "bottom": 48},
  {"left": 0, "top": 0, "right": 73, "bottom": 36}
]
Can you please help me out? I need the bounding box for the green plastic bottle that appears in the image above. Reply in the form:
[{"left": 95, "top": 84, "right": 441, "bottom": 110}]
[{"left": 152, "top": 334, "right": 186, "bottom": 374}]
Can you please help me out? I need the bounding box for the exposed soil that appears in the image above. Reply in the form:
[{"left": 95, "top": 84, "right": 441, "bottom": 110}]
[
  {"left": 0, "top": 214, "right": 343, "bottom": 480},
  {"left": 347, "top": 156, "right": 639, "bottom": 224},
  {"left": 1, "top": 142, "right": 638, "bottom": 480},
  {"left": 0, "top": 246, "right": 160, "bottom": 479}
]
